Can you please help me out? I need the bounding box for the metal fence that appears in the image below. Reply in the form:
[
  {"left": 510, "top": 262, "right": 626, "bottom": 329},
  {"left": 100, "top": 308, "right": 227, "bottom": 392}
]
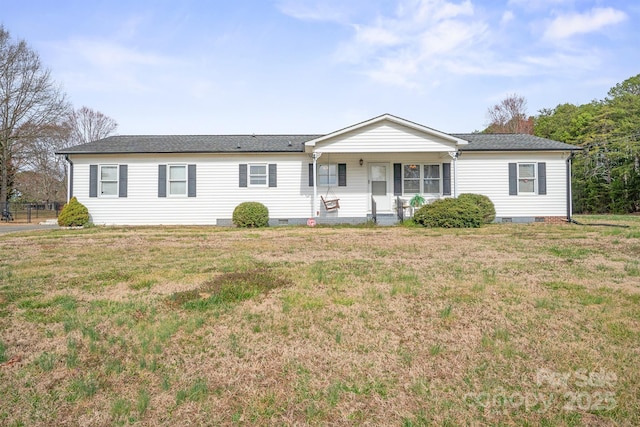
[{"left": 1, "top": 202, "right": 61, "bottom": 223}]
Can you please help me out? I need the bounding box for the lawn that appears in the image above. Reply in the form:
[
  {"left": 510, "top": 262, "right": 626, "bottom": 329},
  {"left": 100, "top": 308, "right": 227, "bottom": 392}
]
[{"left": 0, "top": 216, "right": 639, "bottom": 426}]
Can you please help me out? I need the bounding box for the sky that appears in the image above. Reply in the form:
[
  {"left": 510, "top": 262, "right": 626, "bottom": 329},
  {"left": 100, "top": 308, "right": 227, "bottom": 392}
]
[{"left": 2, "top": 0, "right": 638, "bottom": 135}]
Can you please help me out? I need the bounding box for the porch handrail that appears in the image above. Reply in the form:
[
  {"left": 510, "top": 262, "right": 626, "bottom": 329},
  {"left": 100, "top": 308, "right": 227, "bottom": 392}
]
[
  {"left": 371, "top": 196, "right": 377, "bottom": 224},
  {"left": 396, "top": 196, "right": 404, "bottom": 222}
]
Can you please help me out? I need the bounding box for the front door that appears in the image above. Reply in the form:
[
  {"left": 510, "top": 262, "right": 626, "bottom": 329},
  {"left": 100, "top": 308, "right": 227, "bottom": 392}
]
[{"left": 370, "top": 163, "right": 391, "bottom": 211}]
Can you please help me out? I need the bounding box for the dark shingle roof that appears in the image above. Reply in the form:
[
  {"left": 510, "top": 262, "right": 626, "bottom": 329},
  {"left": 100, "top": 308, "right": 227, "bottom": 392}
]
[
  {"left": 454, "top": 133, "right": 579, "bottom": 151},
  {"left": 57, "top": 134, "right": 322, "bottom": 154},
  {"left": 57, "top": 132, "right": 579, "bottom": 155}
]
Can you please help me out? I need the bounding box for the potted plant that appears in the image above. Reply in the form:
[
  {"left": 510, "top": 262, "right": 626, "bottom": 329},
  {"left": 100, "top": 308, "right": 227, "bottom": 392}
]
[{"left": 409, "top": 194, "right": 426, "bottom": 208}]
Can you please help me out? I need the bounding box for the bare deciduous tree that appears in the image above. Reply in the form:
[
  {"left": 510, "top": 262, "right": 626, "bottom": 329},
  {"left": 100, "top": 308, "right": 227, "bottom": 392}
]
[
  {"left": 485, "top": 93, "right": 533, "bottom": 134},
  {"left": 0, "top": 25, "right": 69, "bottom": 202},
  {"left": 15, "top": 122, "right": 71, "bottom": 203},
  {"left": 67, "top": 106, "right": 118, "bottom": 145}
]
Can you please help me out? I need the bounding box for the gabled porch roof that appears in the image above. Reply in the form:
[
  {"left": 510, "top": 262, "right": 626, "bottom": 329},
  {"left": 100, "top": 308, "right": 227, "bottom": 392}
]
[{"left": 304, "top": 113, "right": 468, "bottom": 154}]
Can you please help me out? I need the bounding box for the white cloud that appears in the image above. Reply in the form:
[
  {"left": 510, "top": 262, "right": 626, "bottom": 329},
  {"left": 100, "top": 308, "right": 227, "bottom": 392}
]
[
  {"left": 507, "top": 0, "right": 572, "bottom": 10},
  {"left": 282, "top": 0, "right": 628, "bottom": 90},
  {"left": 276, "top": 0, "right": 351, "bottom": 23},
  {"left": 501, "top": 10, "right": 515, "bottom": 25},
  {"left": 411, "top": 0, "right": 474, "bottom": 22},
  {"left": 331, "top": 0, "right": 490, "bottom": 86},
  {"left": 544, "top": 7, "right": 627, "bottom": 40},
  {"left": 68, "top": 39, "right": 172, "bottom": 69},
  {"left": 47, "top": 38, "right": 181, "bottom": 94},
  {"left": 355, "top": 24, "right": 402, "bottom": 46}
]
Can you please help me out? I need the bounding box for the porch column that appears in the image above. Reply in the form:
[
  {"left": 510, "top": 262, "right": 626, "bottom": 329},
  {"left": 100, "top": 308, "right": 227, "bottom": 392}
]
[
  {"left": 453, "top": 152, "right": 458, "bottom": 197},
  {"left": 448, "top": 151, "right": 459, "bottom": 197},
  {"left": 312, "top": 151, "right": 322, "bottom": 218}
]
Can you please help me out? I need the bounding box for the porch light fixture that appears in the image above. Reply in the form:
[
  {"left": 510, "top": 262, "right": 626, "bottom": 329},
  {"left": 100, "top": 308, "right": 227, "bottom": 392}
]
[{"left": 359, "top": 158, "right": 363, "bottom": 166}]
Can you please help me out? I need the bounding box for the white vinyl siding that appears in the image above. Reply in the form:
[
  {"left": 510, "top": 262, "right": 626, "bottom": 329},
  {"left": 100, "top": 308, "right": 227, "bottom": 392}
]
[
  {"left": 457, "top": 152, "right": 567, "bottom": 218},
  {"left": 69, "top": 154, "right": 323, "bottom": 225},
  {"left": 312, "top": 121, "right": 458, "bottom": 153},
  {"left": 70, "top": 154, "right": 461, "bottom": 224}
]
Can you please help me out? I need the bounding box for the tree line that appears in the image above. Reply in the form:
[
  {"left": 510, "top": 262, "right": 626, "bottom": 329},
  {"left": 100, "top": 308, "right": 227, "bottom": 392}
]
[
  {"left": 1, "top": 26, "right": 117, "bottom": 206},
  {"left": 485, "top": 75, "right": 640, "bottom": 214}
]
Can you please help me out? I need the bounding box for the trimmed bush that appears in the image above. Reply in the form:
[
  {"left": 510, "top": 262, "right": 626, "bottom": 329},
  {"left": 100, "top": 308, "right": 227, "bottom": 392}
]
[
  {"left": 57, "top": 197, "right": 90, "bottom": 227},
  {"left": 457, "top": 193, "right": 496, "bottom": 224},
  {"left": 232, "top": 202, "right": 269, "bottom": 228},
  {"left": 413, "top": 198, "right": 482, "bottom": 228}
]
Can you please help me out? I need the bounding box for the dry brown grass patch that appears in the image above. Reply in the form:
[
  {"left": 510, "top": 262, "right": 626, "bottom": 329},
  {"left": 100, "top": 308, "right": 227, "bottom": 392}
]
[{"left": 0, "top": 218, "right": 639, "bottom": 425}]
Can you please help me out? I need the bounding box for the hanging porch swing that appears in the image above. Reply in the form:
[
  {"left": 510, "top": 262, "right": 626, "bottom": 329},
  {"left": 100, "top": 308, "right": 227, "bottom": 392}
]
[
  {"left": 318, "top": 159, "right": 340, "bottom": 211},
  {"left": 321, "top": 194, "right": 340, "bottom": 211}
]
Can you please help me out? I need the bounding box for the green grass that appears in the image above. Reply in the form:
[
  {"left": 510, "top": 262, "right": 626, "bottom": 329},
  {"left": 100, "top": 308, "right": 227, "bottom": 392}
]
[
  {"left": 168, "top": 268, "right": 289, "bottom": 310},
  {"left": 0, "top": 339, "right": 7, "bottom": 363},
  {"left": 0, "top": 220, "right": 638, "bottom": 425},
  {"left": 176, "top": 378, "right": 209, "bottom": 405}
]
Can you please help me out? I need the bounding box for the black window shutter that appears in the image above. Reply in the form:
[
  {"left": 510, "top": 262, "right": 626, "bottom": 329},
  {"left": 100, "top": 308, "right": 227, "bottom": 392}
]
[
  {"left": 538, "top": 162, "right": 547, "bottom": 195},
  {"left": 69, "top": 163, "right": 74, "bottom": 199},
  {"left": 118, "top": 165, "right": 128, "bottom": 198},
  {"left": 393, "top": 163, "right": 402, "bottom": 196},
  {"left": 269, "top": 164, "right": 277, "bottom": 187},
  {"left": 188, "top": 164, "right": 196, "bottom": 197},
  {"left": 442, "top": 163, "right": 451, "bottom": 196},
  {"left": 239, "top": 164, "right": 247, "bottom": 187},
  {"left": 508, "top": 163, "right": 517, "bottom": 195},
  {"left": 338, "top": 163, "right": 347, "bottom": 187},
  {"left": 89, "top": 165, "right": 98, "bottom": 198},
  {"left": 308, "top": 163, "right": 314, "bottom": 187},
  {"left": 158, "top": 165, "right": 167, "bottom": 197}
]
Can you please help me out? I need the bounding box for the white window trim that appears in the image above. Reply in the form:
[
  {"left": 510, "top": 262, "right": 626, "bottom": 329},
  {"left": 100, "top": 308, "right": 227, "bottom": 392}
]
[
  {"left": 168, "top": 164, "right": 188, "bottom": 197},
  {"left": 402, "top": 163, "right": 441, "bottom": 195},
  {"left": 422, "top": 164, "right": 441, "bottom": 195},
  {"left": 248, "top": 163, "right": 268, "bottom": 187},
  {"left": 517, "top": 162, "right": 537, "bottom": 195},
  {"left": 99, "top": 164, "right": 118, "bottom": 197},
  {"left": 317, "top": 163, "right": 338, "bottom": 187}
]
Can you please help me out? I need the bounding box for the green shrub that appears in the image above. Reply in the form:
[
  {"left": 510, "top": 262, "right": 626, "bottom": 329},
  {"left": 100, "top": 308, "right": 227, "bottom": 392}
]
[
  {"left": 232, "top": 202, "right": 269, "bottom": 228},
  {"left": 57, "top": 197, "right": 90, "bottom": 227},
  {"left": 413, "top": 198, "right": 482, "bottom": 228},
  {"left": 457, "top": 193, "right": 496, "bottom": 224}
]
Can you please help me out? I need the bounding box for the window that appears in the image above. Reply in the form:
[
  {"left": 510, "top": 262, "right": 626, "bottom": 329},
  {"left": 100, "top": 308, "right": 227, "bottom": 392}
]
[
  {"left": 240, "top": 163, "right": 277, "bottom": 188},
  {"left": 403, "top": 164, "right": 420, "bottom": 193},
  {"left": 403, "top": 164, "right": 440, "bottom": 194},
  {"left": 100, "top": 165, "right": 118, "bottom": 196},
  {"left": 423, "top": 165, "right": 440, "bottom": 194},
  {"left": 317, "top": 164, "right": 337, "bottom": 186},
  {"left": 158, "top": 164, "right": 196, "bottom": 197},
  {"left": 249, "top": 164, "right": 268, "bottom": 186},
  {"left": 169, "top": 165, "right": 187, "bottom": 195},
  {"left": 509, "top": 162, "right": 546, "bottom": 196},
  {"left": 90, "top": 164, "right": 127, "bottom": 198},
  {"left": 518, "top": 163, "right": 536, "bottom": 194}
]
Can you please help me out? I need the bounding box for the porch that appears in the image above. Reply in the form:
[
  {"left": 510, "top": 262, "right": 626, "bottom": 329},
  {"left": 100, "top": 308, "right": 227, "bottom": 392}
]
[
  {"left": 303, "top": 114, "right": 467, "bottom": 221},
  {"left": 310, "top": 154, "right": 458, "bottom": 222}
]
